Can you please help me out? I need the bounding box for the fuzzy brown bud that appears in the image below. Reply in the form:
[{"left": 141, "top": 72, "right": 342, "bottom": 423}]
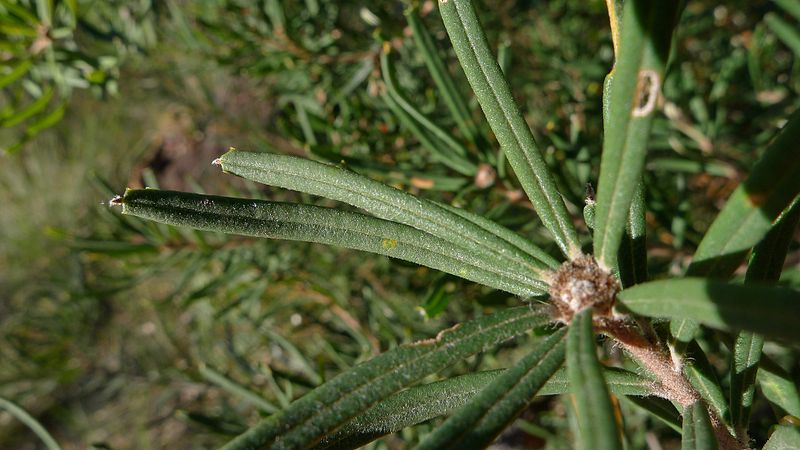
[{"left": 549, "top": 255, "right": 619, "bottom": 323}]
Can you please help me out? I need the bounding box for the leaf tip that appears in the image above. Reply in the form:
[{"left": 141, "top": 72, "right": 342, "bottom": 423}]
[{"left": 109, "top": 194, "right": 124, "bottom": 207}]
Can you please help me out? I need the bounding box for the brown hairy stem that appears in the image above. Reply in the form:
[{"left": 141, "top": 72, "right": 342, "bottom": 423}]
[{"left": 600, "top": 318, "right": 743, "bottom": 449}]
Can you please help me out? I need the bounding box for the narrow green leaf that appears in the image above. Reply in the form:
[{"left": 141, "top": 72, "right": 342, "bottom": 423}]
[
  {"left": 681, "top": 401, "right": 718, "bottom": 450},
  {"left": 688, "top": 110, "right": 800, "bottom": 278},
  {"left": 437, "top": 202, "right": 560, "bottom": 269},
  {"left": 593, "top": 0, "right": 680, "bottom": 270},
  {"left": 759, "top": 357, "right": 800, "bottom": 417},
  {"left": 406, "top": 7, "right": 480, "bottom": 143},
  {"left": 539, "top": 366, "right": 656, "bottom": 397},
  {"left": 731, "top": 198, "right": 800, "bottom": 431},
  {"left": 623, "top": 396, "right": 682, "bottom": 433},
  {"left": 617, "top": 181, "right": 648, "bottom": 288},
  {"left": 216, "top": 150, "right": 556, "bottom": 277},
  {"left": 765, "top": 12, "right": 800, "bottom": 57},
  {"left": 0, "top": 86, "right": 54, "bottom": 127},
  {"left": 764, "top": 424, "right": 800, "bottom": 450},
  {"left": 438, "top": 0, "right": 581, "bottom": 258},
  {"left": 323, "top": 363, "right": 663, "bottom": 449},
  {"left": 414, "top": 327, "right": 567, "bottom": 450},
  {"left": 567, "top": 309, "right": 623, "bottom": 450},
  {"left": 776, "top": 0, "right": 800, "bottom": 21},
  {"left": 730, "top": 332, "right": 763, "bottom": 433},
  {"left": 199, "top": 364, "right": 280, "bottom": 414},
  {"left": 684, "top": 341, "right": 730, "bottom": 429},
  {"left": 381, "top": 79, "right": 476, "bottom": 176},
  {"left": 220, "top": 306, "right": 551, "bottom": 450},
  {"left": 674, "top": 111, "right": 800, "bottom": 347},
  {"left": 319, "top": 371, "right": 502, "bottom": 450},
  {"left": 381, "top": 47, "right": 477, "bottom": 176},
  {"left": 619, "top": 278, "right": 800, "bottom": 342},
  {"left": 0, "top": 396, "right": 62, "bottom": 450},
  {"left": 117, "top": 189, "right": 547, "bottom": 296},
  {"left": 0, "top": 59, "right": 32, "bottom": 89}
]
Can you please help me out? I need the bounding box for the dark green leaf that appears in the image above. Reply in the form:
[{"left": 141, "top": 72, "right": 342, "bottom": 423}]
[
  {"left": 438, "top": 0, "right": 581, "bottom": 258},
  {"left": 567, "top": 309, "right": 623, "bottom": 450},
  {"left": 681, "top": 402, "right": 718, "bottom": 450},
  {"left": 117, "top": 188, "right": 547, "bottom": 296},
  {"left": 221, "top": 306, "right": 551, "bottom": 450},
  {"left": 619, "top": 278, "right": 800, "bottom": 342},
  {"left": 414, "top": 327, "right": 567, "bottom": 450}
]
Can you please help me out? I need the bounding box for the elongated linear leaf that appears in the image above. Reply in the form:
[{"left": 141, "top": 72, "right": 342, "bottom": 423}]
[
  {"left": 319, "top": 371, "right": 502, "bottom": 450},
  {"left": 684, "top": 341, "right": 730, "bottom": 430},
  {"left": 539, "top": 366, "right": 655, "bottom": 397},
  {"left": 617, "top": 181, "right": 648, "bottom": 288},
  {"left": 221, "top": 306, "right": 551, "bottom": 450},
  {"left": 0, "top": 397, "right": 62, "bottom": 450},
  {"left": 324, "top": 363, "right": 663, "bottom": 449},
  {"left": 688, "top": 109, "right": 800, "bottom": 278},
  {"left": 619, "top": 278, "right": 800, "bottom": 342},
  {"left": 216, "top": 150, "right": 556, "bottom": 278},
  {"left": 117, "top": 189, "right": 547, "bottom": 296},
  {"left": 567, "top": 309, "right": 623, "bottom": 450},
  {"left": 381, "top": 68, "right": 476, "bottom": 177},
  {"left": 776, "top": 0, "right": 800, "bottom": 21},
  {"left": 759, "top": 357, "right": 800, "bottom": 417},
  {"left": 593, "top": 0, "right": 680, "bottom": 270},
  {"left": 623, "top": 396, "right": 682, "bottom": 432},
  {"left": 765, "top": 12, "right": 800, "bottom": 57},
  {"left": 674, "top": 112, "right": 800, "bottom": 345},
  {"left": 681, "top": 402, "right": 718, "bottom": 450},
  {"left": 731, "top": 198, "right": 800, "bottom": 431},
  {"left": 438, "top": 0, "right": 581, "bottom": 258},
  {"left": 406, "top": 8, "right": 480, "bottom": 143},
  {"left": 199, "top": 364, "right": 280, "bottom": 414},
  {"left": 438, "top": 202, "right": 560, "bottom": 269},
  {"left": 414, "top": 328, "right": 567, "bottom": 450},
  {"left": 381, "top": 47, "right": 477, "bottom": 176}
]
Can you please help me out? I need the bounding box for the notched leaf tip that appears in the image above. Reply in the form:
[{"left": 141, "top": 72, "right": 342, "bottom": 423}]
[{"left": 109, "top": 195, "right": 124, "bottom": 206}]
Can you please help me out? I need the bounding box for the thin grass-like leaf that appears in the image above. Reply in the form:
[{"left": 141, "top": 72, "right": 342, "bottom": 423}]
[
  {"left": 674, "top": 112, "right": 800, "bottom": 345},
  {"left": 438, "top": 0, "right": 581, "bottom": 258},
  {"left": 0, "top": 396, "right": 62, "bottom": 450},
  {"left": 199, "top": 364, "right": 280, "bottom": 414},
  {"left": 681, "top": 402, "right": 718, "bottom": 450},
  {"left": 765, "top": 12, "right": 800, "bottom": 56},
  {"left": 567, "top": 309, "right": 623, "bottom": 450},
  {"left": 619, "top": 278, "right": 800, "bottom": 342},
  {"left": 684, "top": 341, "right": 730, "bottom": 430},
  {"left": 406, "top": 7, "right": 480, "bottom": 143},
  {"left": 617, "top": 182, "right": 648, "bottom": 288},
  {"left": 323, "top": 362, "right": 664, "bottom": 449},
  {"left": 216, "top": 150, "right": 556, "bottom": 277},
  {"left": 731, "top": 198, "right": 800, "bottom": 432},
  {"left": 381, "top": 47, "right": 477, "bottom": 176},
  {"left": 382, "top": 88, "right": 476, "bottom": 176},
  {"left": 688, "top": 110, "right": 800, "bottom": 278},
  {"left": 593, "top": 0, "right": 680, "bottom": 270},
  {"left": 116, "top": 189, "right": 547, "bottom": 296},
  {"left": 220, "top": 306, "right": 551, "bottom": 450},
  {"left": 623, "top": 396, "right": 682, "bottom": 433},
  {"left": 414, "top": 327, "right": 567, "bottom": 450},
  {"left": 318, "top": 370, "right": 502, "bottom": 450}
]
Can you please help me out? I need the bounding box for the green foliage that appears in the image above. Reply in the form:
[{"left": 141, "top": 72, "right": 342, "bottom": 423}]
[
  {"left": 108, "top": 0, "right": 800, "bottom": 448},
  {"left": 0, "top": 0, "right": 156, "bottom": 153},
  {"left": 4, "top": 0, "right": 800, "bottom": 448}
]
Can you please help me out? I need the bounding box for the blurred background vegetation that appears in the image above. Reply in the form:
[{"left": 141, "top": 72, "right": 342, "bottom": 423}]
[{"left": 1, "top": 0, "right": 799, "bottom": 448}]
